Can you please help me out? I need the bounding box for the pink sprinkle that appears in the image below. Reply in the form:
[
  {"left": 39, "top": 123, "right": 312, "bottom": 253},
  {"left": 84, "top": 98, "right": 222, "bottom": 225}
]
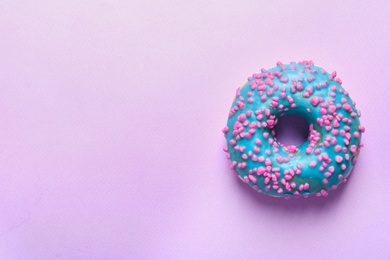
[
  {"left": 249, "top": 175, "right": 257, "bottom": 183},
  {"left": 265, "top": 159, "right": 272, "bottom": 166},
  {"left": 257, "top": 167, "right": 265, "bottom": 175},
  {"left": 304, "top": 183, "right": 310, "bottom": 190},
  {"left": 263, "top": 132, "right": 269, "bottom": 139},
  {"left": 334, "top": 145, "right": 342, "bottom": 152},
  {"left": 343, "top": 104, "right": 351, "bottom": 111},
  {"left": 309, "top": 162, "right": 317, "bottom": 168},
  {"left": 264, "top": 177, "right": 270, "bottom": 185},
  {"left": 254, "top": 146, "right": 260, "bottom": 153},
  {"left": 310, "top": 97, "right": 320, "bottom": 106},
  {"left": 267, "top": 119, "right": 275, "bottom": 126},
  {"left": 257, "top": 114, "right": 263, "bottom": 120},
  {"left": 336, "top": 156, "right": 343, "bottom": 163},
  {"left": 350, "top": 145, "right": 357, "bottom": 153},
  {"left": 329, "top": 166, "right": 335, "bottom": 173}
]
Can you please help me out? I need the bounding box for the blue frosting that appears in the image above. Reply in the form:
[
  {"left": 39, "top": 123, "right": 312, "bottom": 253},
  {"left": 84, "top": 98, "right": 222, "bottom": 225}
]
[{"left": 223, "top": 61, "right": 363, "bottom": 197}]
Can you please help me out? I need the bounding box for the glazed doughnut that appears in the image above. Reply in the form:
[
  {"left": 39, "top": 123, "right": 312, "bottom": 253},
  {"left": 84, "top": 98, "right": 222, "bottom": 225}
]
[{"left": 222, "top": 61, "right": 364, "bottom": 198}]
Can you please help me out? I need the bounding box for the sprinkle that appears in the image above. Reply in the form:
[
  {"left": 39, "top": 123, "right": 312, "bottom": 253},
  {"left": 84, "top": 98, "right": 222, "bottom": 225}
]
[
  {"left": 311, "top": 97, "right": 320, "bottom": 106},
  {"left": 249, "top": 175, "right": 257, "bottom": 183},
  {"left": 334, "top": 145, "right": 342, "bottom": 152},
  {"left": 336, "top": 156, "right": 343, "bottom": 163}
]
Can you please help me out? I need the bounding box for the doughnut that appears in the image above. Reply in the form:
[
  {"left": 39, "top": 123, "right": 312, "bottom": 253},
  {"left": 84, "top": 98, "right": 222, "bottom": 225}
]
[{"left": 222, "top": 60, "right": 364, "bottom": 198}]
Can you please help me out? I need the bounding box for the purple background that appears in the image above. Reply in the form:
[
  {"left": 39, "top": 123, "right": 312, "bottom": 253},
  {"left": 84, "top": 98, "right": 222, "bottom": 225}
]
[{"left": 0, "top": 0, "right": 389, "bottom": 259}]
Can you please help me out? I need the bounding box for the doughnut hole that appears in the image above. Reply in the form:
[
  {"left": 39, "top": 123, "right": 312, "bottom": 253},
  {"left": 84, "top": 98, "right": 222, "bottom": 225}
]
[{"left": 273, "top": 114, "right": 310, "bottom": 147}]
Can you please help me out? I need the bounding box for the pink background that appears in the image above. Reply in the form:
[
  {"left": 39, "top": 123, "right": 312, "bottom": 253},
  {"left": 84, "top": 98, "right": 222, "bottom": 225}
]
[{"left": 0, "top": 0, "right": 389, "bottom": 259}]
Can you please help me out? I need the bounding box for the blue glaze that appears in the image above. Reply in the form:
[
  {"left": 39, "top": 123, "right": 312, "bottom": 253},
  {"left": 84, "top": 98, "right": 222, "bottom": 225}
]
[{"left": 223, "top": 61, "right": 363, "bottom": 197}]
